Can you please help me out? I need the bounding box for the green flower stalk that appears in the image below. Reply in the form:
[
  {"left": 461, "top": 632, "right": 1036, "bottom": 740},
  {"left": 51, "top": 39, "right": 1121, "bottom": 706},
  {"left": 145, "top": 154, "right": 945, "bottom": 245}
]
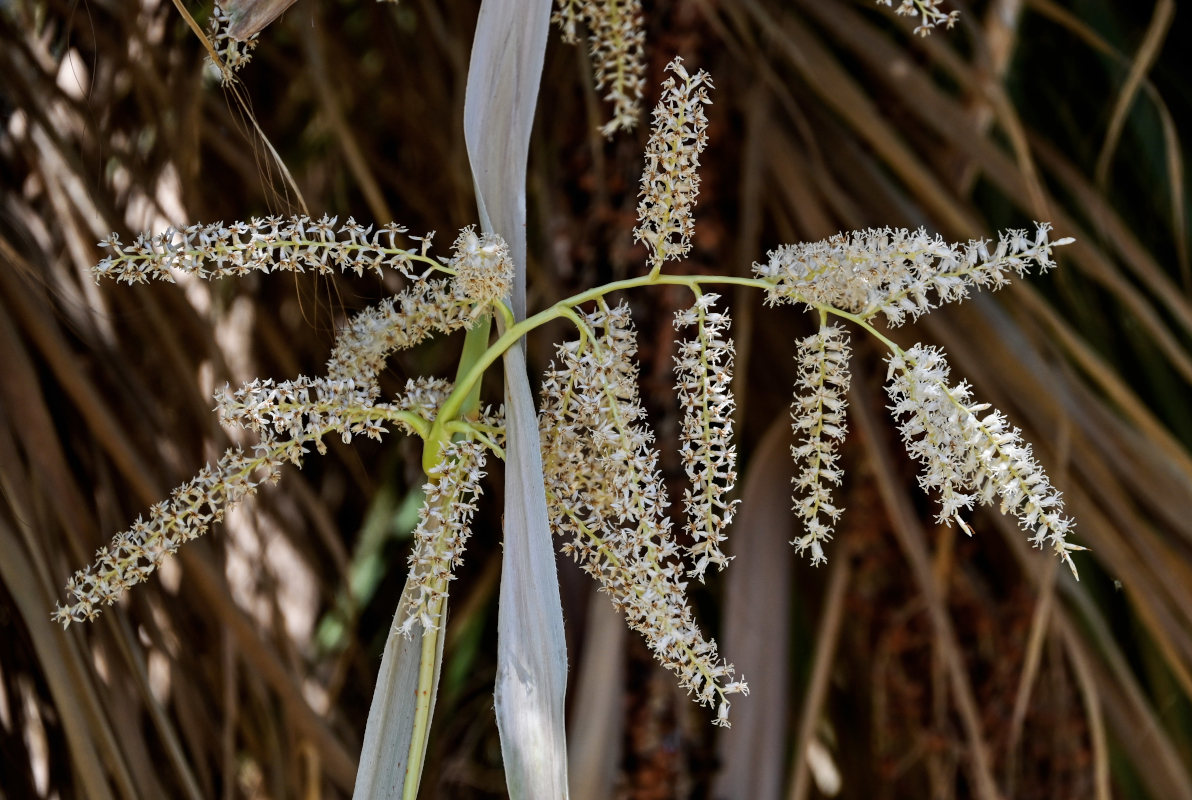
[{"left": 791, "top": 323, "right": 852, "bottom": 566}]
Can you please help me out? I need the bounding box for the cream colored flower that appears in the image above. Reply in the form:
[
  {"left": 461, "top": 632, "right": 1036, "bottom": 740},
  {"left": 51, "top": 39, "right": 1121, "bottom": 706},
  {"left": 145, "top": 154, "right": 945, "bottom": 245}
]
[
  {"left": 790, "top": 324, "right": 852, "bottom": 566},
  {"left": 635, "top": 58, "right": 713, "bottom": 273}
]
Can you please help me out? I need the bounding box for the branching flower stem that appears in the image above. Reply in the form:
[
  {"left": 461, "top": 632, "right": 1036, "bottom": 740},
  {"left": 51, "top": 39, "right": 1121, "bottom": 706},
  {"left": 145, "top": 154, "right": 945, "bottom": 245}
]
[
  {"left": 433, "top": 271, "right": 898, "bottom": 452},
  {"left": 434, "top": 273, "right": 762, "bottom": 447},
  {"left": 421, "top": 269, "right": 906, "bottom": 492},
  {"left": 404, "top": 279, "right": 908, "bottom": 747},
  {"left": 84, "top": 253, "right": 1052, "bottom": 748}
]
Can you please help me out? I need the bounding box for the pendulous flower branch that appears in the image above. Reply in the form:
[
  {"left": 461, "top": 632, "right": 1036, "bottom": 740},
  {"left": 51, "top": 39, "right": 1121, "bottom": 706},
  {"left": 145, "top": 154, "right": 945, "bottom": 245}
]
[
  {"left": 538, "top": 300, "right": 746, "bottom": 723},
  {"left": 790, "top": 323, "right": 852, "bottom": 566},
  {"left": 552, "top": 0, "right": 647, "bottom": 136},
  {"left": 885, "top": 344, "right": 1084, "bottom": 576},
  {"left": 673, "top": 293, "right": 738, "bottom": 580}
]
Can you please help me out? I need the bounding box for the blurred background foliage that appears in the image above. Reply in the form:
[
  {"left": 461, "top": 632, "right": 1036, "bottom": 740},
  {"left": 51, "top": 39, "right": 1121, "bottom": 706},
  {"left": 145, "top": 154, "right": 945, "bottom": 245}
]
[{"left": 2, "top": 0, "right": 1191, "bottom": 797}]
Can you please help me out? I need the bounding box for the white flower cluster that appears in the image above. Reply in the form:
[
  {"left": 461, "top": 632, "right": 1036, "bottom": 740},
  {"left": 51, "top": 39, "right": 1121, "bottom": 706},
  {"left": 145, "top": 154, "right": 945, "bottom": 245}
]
[
  {"left": 52, "top": 451, "right": 268, "bottom": 627},
  {"left": 218, "top": 376, "right": 388, "bottom": 449},
  {"left": 552, "top": 0, "right": 646, "bottom": 136},
  {"left": 875, "top": 0, "right": 960, "bottom": 36},
  {"left": 673, "top": 294, "right": 738, "bottom": 579},
  {"left": 55, "top": 373, "right": 466, "bottom": 628},
  {"left": 588, "top": 0, "right": 646, "bottom": 136},
  {"left": 886, "top": 344, "right": 1083, "bottom": 576},
  {"left": 58, "top": 209, "right": 495, "bottom": 628},
  {"left": 399, "top": 421, "right": 501, "bottom": 635},
  {"left": 387, "top": 377, "right": 457, "bottom": 423},
  {"left": 53, "top": 445, "right": 280, "bottom": 626},
  {"left": 635, "top": 58, "right": 713, "bottom": 272},
  {"left": 207, "top": 3, "right": 258, "bottom": 82},
  {"left": 215, "top": 375, "right": 452, "bottom": 450},
  {"left": 553, "top": 0, "right": 585, "bottom": 41},
  {"left": 539, "top": 301, "right": 747, "bottom": 725},
  {"left": 790, "top": 324, "right": 852, "bottom": 566},
  {"left": 447, "top": 226, "right": 513, "bottom": 314},
  {"left": 756, "top": 223, "right": 1072, "bottom": 326},
  {"left": 325, "top": 279, "right": 473, "bottom": 399},
  {"left": 93, "top": 215, "right": 426, "bottom": 283}
]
